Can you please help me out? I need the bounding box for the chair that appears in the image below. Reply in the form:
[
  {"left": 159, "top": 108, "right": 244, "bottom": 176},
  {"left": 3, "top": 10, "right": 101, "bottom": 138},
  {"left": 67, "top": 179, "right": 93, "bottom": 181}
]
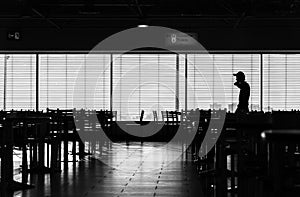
[
  {"left": 140, "top": 110, "right": 144, "bottom": 123},
  {"left": 161, "top": 110, "right": 181, "bottom": 141},
  {"left": 112, "top": 111, "right": 117, "bottom": 121},
  {"left": 181, "top": 109, "right": 200, "bottom": 160},
  {"left": 161, "top": 111, "right": 167, "bottom": 122},
  {"left": 266, "top": 111, "right": 300, "bottom": 196},
  {"left": 45, "top": 108, "right": 63, "bottom": 171},
  {"left": 161, "top": 110, "right": 181, "bottom": 125},
  {"left": 153, "top": 111, "right": 158, "bottom": 122}
]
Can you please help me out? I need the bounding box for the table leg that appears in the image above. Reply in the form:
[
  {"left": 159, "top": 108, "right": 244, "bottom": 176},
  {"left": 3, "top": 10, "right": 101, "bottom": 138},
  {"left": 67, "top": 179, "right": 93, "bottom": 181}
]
[{"left": 0, "top": 121, "right": 34, "bottom": 191}]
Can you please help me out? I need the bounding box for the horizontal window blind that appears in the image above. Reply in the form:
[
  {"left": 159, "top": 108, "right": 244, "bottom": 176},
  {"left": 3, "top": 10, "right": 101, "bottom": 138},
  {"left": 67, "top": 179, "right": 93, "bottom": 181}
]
[
  {"left": 287, "top": 55, "right": 300, "bottom": 110},
  {"left": 263, "top": 54, "right": 300, "bottom": 111},
  {"left": 187, "top": 54, "right": 213, "bottom": 110},
  {"left": 5, "top": 54, "right": 36, "bottom": 110},
  {"left": 0, "top": 55, "right": 5, "bottom": 110},
  {"left": 39, "top": 54, "right": 110, "bottom": 110},
  {"left": 187, "top": 54, "right": 260, "bottom": 112},
  {"left": 40, "top": 54, "right": 67, "bottom": 109},
  {"left": 179, "top": 54, "right": 186, "bottom": 112},
  {"left": 112, "top": 54, "right": 177, "bottom": 121},
  {"left": 80, "top": 54, "right": 110, "bottom": 109},
  {"left": 226, "top": 54, "right": 260, "bottom": 112},
  {"left": 1, "top": 52, "right": 299, "bottom": 113}
]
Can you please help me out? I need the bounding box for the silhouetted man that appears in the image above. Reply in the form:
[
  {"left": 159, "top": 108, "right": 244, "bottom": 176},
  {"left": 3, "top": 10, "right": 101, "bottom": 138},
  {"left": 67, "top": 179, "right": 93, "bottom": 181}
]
[{"left": 233, "top": 71, "right": 250, "bottom": 114}]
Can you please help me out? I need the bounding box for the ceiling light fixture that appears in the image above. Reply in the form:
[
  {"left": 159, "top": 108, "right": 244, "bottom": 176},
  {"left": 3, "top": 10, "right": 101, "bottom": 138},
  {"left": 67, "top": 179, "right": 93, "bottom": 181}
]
[{"left": 138, "top": 24, "right": 149, "bottom": 28}]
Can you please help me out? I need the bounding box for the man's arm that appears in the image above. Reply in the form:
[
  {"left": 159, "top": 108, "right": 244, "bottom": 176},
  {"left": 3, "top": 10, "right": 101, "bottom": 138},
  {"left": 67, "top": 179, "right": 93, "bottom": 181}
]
[{"left": 234, "top": 81, "right": 242, "bottom": 88}]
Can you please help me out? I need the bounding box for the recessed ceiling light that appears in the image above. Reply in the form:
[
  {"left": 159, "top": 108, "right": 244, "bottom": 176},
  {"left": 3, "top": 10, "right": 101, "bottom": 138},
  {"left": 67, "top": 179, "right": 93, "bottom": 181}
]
[{"left": 138, "top": 24, "right": 149, "bottom": 28}]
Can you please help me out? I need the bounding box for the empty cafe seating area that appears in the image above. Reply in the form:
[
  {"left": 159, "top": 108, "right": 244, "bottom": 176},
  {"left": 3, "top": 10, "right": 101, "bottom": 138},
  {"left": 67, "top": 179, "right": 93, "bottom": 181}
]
[
  {"left": 3, "top": 1, "right": 300, "bottom": 196},
  {"left": 1, "top": 108, "right": 300, "bottom": 196},
  {"left": 1, "top": 52, "right": 300, "bottom": 197}
]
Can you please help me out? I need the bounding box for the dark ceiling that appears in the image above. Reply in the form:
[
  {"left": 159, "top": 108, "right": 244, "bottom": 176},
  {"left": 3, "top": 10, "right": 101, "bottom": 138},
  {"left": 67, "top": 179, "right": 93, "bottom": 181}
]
[{"left": 1, "top": 0, "right": 300, "bottom": 29}]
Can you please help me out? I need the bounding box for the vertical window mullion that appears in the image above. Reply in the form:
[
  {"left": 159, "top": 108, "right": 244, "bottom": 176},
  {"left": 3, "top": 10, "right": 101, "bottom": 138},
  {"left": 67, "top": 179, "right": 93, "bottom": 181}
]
[
  {"left": 36, "top": 54, "right": 39, "bottom": 111},
  {"left": 185, "top": 53, "right": 187, "bottom": 112},
  {"left": 110, "top": 54, "right": 113, "bottom": 111},
  {"left": 285, "top": 54, "right": 287, "bottom": 110},
  {"left": 65, "top": 54, "right": 68, "bottom": 109},
  {"left": 176, "top": 54, "right": 179, "bottom": 111},
  {"left": 260, "top": 54, "right": 263, "bottom": 112},
  {"left": 139, "top": 54, "right": 141, "bottom": 114}
]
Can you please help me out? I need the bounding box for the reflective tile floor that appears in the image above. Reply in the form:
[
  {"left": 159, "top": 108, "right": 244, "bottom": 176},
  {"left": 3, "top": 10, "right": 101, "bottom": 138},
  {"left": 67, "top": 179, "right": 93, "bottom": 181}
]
[{"left": 10, "top": 142, "right": 204, "bottom": 197}]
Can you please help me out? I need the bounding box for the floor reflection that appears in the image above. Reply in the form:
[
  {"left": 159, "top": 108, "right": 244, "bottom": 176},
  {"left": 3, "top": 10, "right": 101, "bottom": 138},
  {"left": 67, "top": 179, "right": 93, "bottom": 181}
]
[{"left": 7, "top": 142, "right": 203, "bottom": 197}]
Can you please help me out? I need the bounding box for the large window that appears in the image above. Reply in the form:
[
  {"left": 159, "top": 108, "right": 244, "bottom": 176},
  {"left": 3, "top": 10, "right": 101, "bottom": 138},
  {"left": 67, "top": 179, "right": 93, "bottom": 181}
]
[
  {"left": 187, "top": 54, "right": 260, "bottom": 112},
  {"left": 39, "top": 54, "right": 110, "bottom": 110},
  {"left": 0, "top": 52, "right": 299, "bottom": 114},
  {"left": 112, "top": 54, "right": 177, "bottom": 121},
  {"left": 0, "top": 55, "right": 5, "bottom": 109},
  {"left": 2, "top": 54, "right": 36, "bottom": 110},
  {"left": 263, "top": 54, "right": 300, "bottom": 111}
]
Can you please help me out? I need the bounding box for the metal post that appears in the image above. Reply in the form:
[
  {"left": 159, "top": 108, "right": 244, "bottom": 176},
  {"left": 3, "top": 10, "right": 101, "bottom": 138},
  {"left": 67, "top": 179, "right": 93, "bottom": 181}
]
[
  {"left": 260, "top": 54, "right": 263, "bottom": 111},
  {"left": 3, "top": 55, "right": 9, "bottom": 111},
  {"left": 176, "top": 54, "right": 179, "bottom": 111},
  {"left": 36, "top": 54, "right": 39, "bottom": 111}
]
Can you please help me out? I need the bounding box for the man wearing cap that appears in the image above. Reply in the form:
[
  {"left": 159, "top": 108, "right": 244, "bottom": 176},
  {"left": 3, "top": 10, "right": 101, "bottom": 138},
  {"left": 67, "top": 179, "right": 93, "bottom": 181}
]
[{"left": 233, "top": 71, "right": 250, "bottom": 114}]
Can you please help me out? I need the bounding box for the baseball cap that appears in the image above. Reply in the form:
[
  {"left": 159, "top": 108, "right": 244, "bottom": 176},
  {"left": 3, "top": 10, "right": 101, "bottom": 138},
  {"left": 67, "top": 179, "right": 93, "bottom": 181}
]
[{"left": 233, "top": 71, "right": 245, "bottom": 78}]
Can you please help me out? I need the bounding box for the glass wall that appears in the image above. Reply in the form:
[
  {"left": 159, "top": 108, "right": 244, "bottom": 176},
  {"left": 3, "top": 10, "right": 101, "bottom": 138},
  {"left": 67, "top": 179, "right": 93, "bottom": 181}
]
[
  {"left": 112, "top": 54, "right": 178, "bottom": 120},
  {"left": 0, "top": 53, "right": 299, "bottom": 120},
  {"left": 39, "top": 54, "right": 110, "bottom": 110},
  {"left": 0, "top": 54, "right": 36, "bottom": 110},
  {"left": 187, "top": 54, "right": 260, "bottom": 111},
  {"left": 263, "top": 54, "right": 300, "bottom": 111}
]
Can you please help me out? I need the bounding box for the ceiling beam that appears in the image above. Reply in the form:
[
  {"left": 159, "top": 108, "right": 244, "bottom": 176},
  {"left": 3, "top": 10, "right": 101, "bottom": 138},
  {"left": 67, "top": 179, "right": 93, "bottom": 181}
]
[
  {"left": 38, "top": 3, "right": 153, "bottom": 7},
  {"left": 133, "top": 0, "right": 144, "bottom": 18},
  {"left": 31, "top": 8, "right": 61, "bottom": 30}
]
